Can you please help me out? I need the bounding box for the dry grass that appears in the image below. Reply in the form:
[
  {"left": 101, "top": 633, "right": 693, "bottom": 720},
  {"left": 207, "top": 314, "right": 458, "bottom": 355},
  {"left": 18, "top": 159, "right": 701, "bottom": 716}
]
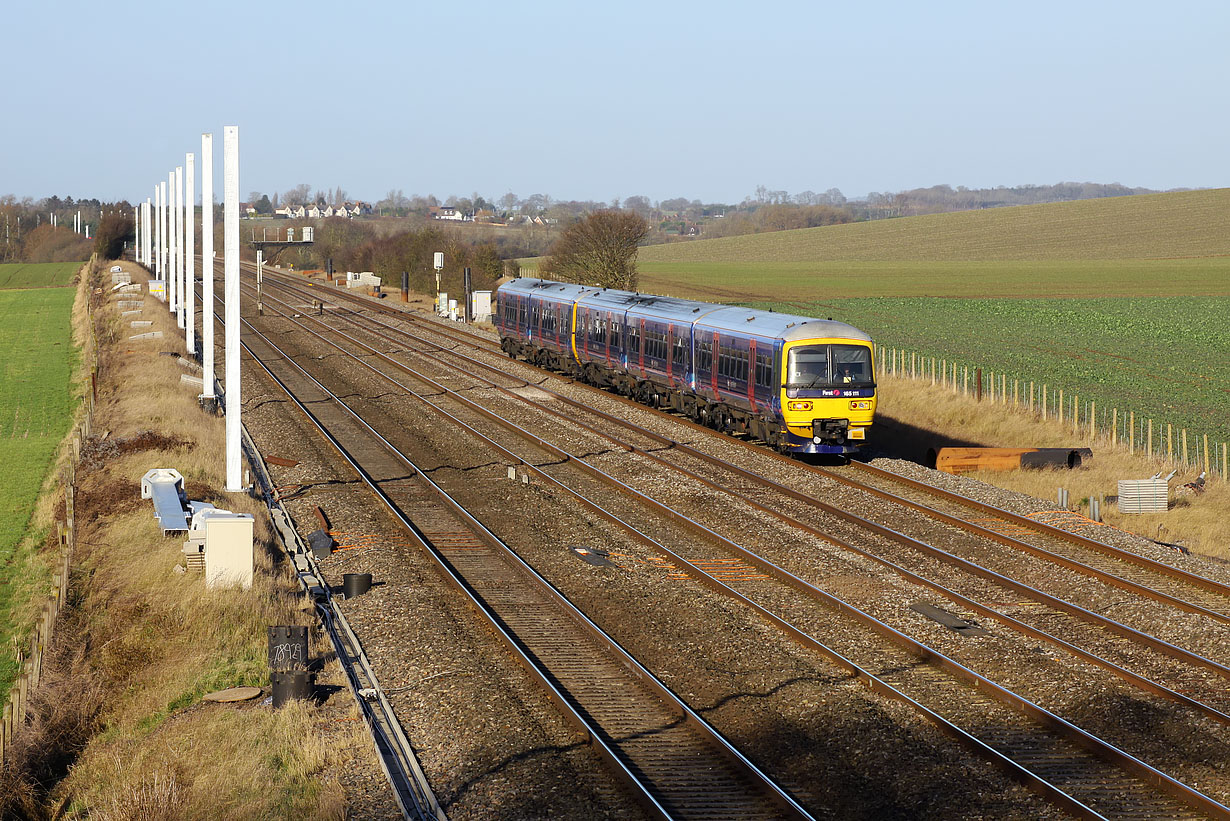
[
  {"left": 0, "top": 259, "right": 353, "bottom": 818},
  {"left": 876, "top": 373, "right": 1229, "bottom": 559}
]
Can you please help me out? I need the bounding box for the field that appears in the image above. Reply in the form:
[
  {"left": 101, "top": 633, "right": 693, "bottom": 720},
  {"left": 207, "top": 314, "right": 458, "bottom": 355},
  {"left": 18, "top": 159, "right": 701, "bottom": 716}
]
[
  {"left": 638, "top": 188, "right": 1230, "bottom": 264},
  {"left": 620, "top": 190, "right": 1230, "bottom": 452},
  {"left": 749, "top": 295, "right": 1230, "bottom": 449},
  {"left": 0, "top": 287, "right": 77, "bottom": 683},
  {"left": 0, "top": 261, "right": 82, "bottom": 288}
]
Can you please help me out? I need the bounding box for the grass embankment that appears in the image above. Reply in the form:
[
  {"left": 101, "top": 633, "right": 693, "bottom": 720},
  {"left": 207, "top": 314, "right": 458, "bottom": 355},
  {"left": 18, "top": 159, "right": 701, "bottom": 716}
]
[
  {"left": 877, "top": 372, "right": 1228, "bottom": 560},
  {"left": 0, "top": 260, "right": 362, "bottom": 819},
  {"left": 0, "top": 284, "right": 78, "bottom": 696}
]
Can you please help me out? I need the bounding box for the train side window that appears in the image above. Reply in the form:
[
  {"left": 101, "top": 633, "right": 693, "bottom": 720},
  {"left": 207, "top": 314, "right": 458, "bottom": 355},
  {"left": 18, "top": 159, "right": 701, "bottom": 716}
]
[
  {"left": 755, "top": 352, "right": 772, "bottom": 387},
  {"left": 673, "top": 336, "right": 686, "bottom": 366}
]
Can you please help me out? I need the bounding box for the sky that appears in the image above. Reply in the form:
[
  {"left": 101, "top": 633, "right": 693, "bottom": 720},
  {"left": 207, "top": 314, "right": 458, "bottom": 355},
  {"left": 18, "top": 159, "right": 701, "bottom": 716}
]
[{"left": 4, "top": 0, "right": 1228, "bottom": 206}]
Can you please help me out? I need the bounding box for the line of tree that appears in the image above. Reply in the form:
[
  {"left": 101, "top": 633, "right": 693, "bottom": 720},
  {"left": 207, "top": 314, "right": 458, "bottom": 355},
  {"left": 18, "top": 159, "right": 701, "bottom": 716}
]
[
  {"left": 0, "top": 195, "right": 127, "bottom": 262},
  {"left": 269, "top": 218, "right": 509, "bottom": 297}
]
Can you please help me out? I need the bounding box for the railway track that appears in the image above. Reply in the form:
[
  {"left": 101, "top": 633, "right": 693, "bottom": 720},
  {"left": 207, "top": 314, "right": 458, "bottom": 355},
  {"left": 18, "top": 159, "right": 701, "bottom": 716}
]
[
  {"left": 237, "top": 268, "right": 1230, "bottom": 818},
  {"left": 218, "top": 285, "right": 810, "bottom": 819},
  {"left": 270, "top": 273, "right": 1230, "bottom": 649}
]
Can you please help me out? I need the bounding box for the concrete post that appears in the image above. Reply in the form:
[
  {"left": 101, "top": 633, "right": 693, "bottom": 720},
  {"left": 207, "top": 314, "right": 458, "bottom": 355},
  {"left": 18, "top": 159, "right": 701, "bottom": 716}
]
[
  {"left": 256, "top": 250, "right": 263, "bottom": 315},
  {"left": 161, "top": 181, "right": 169, "bottom": 291},
  {"left": 133, "top": 207, "right": 139, "bottom": 262},
  {"left": 201, "top": 134, "right": 216, "bottom": 400},
  {"left": 167, "top": 172, "right": 177, "bottom": 314},
  {"left": 185, "top": 153, "right": 196, "bottom": 355},
  {"left": 223, "top": 126, "right": 242, "bottom": 491},
  {"left": 155, "top": 184, "right": 163, "bottom": 279},
  {"left": 175, "top": 165, "right": 185, "bottom": 329},
  {"left": 144, "top": 199, "right": 152, "bottom": 270}
]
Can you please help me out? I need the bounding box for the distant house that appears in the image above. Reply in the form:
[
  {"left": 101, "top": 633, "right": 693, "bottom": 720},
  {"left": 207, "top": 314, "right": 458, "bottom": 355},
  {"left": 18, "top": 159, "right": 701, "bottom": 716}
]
[
  {"left": 306, "top": 204, "right": 323, "bottom": 219},
  {"left": 242, "top": 202, "right": 256, "bottom": 217},
  {"left": 322, "top": 205, "right": 335, "bottom": 218},
  {"left": 431, "top": 206, "right": 472, "bottom": 222}
]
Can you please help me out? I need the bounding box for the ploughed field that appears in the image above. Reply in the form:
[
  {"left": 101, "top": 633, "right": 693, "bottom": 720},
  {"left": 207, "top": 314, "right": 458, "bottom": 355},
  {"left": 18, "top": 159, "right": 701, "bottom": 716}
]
[{"left": 228, "top": 265, "right": 1230, "bottom": 818}]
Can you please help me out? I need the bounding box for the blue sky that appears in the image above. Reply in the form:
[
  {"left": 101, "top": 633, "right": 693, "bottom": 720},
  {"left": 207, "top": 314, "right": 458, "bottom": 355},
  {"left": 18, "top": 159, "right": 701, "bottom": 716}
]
[{"left": 4, "top": 0, "right": 1227, "bottom": 205}]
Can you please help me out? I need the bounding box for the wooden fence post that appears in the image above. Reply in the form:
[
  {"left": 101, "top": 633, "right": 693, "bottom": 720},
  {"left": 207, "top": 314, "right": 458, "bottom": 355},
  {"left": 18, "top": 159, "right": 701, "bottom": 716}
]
[{"left": 1182, "top": 429, "right": 1188, "bottom": 465}]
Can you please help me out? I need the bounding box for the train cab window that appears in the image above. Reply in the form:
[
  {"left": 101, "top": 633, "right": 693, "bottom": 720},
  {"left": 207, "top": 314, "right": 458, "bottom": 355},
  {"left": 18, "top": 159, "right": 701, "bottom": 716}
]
[
  {"left": 833, "top": 345, "right": 874, "bottom": 385},
  {"left": 787, "top": 346, "right": 830, "bottom": 387},
  {"left": 788, "top": 344, "right": 874, "bottom": 387}
]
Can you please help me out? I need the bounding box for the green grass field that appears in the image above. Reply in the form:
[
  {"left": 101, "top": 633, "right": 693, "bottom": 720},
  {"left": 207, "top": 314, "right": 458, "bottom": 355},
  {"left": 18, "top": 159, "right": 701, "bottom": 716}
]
[
  {"left": 0, "top": 261, "right": 82, "bottom": 289},
  {"left": 0, "top": 287, "right": 77, "bottom": 686},
  {"left": 626, "top": 190, "right": 1230, "bottom": 450}
]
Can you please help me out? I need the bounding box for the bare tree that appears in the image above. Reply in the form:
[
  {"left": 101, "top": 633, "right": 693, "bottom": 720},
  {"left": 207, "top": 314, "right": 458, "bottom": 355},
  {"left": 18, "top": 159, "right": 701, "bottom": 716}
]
[
  {"left": 283, "top": 184, "right": 313, "bottom": 207},
  {"left": 622, "top": 195, "right": 654, "bottom": 218},
  {"left": 542, "top": 210, "right": 649, "bottom": 290}
]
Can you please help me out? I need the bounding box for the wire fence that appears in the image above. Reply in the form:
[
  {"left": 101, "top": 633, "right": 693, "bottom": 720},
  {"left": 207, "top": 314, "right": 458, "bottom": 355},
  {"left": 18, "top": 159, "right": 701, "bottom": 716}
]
[{"left": 879, "top": 346, "right": 1226, "bottom": 480}]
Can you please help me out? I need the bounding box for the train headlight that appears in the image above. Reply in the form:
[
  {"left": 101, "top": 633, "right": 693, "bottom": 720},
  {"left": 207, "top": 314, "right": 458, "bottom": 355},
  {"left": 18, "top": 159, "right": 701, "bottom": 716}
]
[
  {"left": 788, "top": 400, "right": 813, "bottom": 412},
  {"left": 849, "top": 400, "right": 870, "bottom": 410}
]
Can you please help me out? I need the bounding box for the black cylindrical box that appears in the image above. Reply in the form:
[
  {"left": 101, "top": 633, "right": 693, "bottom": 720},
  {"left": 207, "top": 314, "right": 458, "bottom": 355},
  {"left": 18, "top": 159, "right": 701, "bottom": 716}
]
[
  {"left": 271, "top": 670, "right": 314, "bottom": 708},
  {"left": 268, "top": 625, "right": 309, "bottom": 672},
  {"left": 342, "top": 573, "right": 373, "bottom": 599}
]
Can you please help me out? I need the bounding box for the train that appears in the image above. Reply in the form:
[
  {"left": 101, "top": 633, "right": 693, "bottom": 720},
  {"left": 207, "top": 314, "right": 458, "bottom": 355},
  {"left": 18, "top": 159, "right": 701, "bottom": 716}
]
[{"left": 494, "top": 277, "right": 877, "bottom": 455}]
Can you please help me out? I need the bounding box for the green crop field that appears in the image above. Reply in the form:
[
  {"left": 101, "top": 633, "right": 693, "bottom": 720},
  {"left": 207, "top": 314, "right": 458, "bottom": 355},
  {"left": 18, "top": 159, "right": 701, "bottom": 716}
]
[
  {"left": 639, "top": 188, "right": 1230, "bottom": 265},
  {"left": 0, "top": 261, "right": 82, "bottom": 289},
  {"left": 744, "top": 295, "right": 1230, "bottom": 448},
  {"left": 627, "top": 190, "right": 1230, "bottom": 452},
  {"left": 0, "top": 287, "right": 76, "bottom": 684}
]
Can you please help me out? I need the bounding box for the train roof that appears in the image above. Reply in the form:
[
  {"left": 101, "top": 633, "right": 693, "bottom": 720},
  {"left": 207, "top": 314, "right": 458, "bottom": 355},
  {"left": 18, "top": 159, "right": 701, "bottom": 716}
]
[
  {"left": 496, "top": 277, "right": 595, "bottom": 302},
  {"left": 497, "top": 277, "right": 870, "bottom": 342},
  {"left": 696, "top": 306, "right": 871, "bottom": 342},
  {"left": 581, "top": 289, "right": 718, "bottom": 320}
]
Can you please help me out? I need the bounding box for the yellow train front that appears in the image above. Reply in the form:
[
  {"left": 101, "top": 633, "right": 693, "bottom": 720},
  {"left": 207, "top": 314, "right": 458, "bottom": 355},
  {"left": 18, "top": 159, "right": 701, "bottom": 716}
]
[
  {"left": 494, "top": 278, "right": 876, "bottom": 456},
  {"left": 775, "top": 324, "right": 877, "bottom": 454},
  {"left": 692, "top": 308, "right": 877, "bottom": 455}
]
